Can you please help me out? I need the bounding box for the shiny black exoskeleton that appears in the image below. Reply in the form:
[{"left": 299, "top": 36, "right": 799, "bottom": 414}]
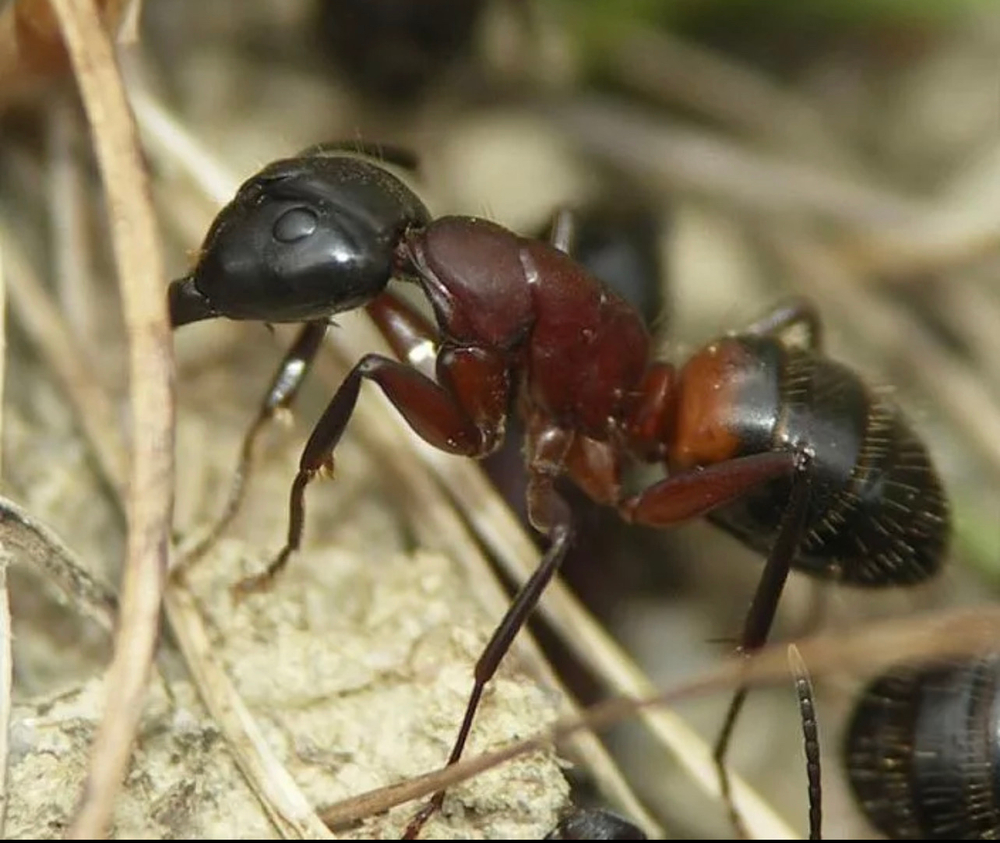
[
  {"left": 699, "top": 334, "right": 949, "bottom": 586},
  {"left": 845, "top": 655, "right": 1000, "bottom": 839},
  {"left": 170, "top": 152, "right": 431, "bottom": 326},
  {"left": 545, "top": 808, "right": 648, "bottom": 840},
  {"left": 315, "top": 0, "right": 488, "bottom": 103}
]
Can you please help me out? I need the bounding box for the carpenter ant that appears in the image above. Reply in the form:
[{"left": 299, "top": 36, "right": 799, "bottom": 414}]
[
  {"left": 168, "top": 146, "right": 950, "bottom": 838},
  {"left": 315, "top": 0, "right": 489, "bottom": 104},
  {"left": 545, "top": 808, "right": 648, "bottom": 840},
  {"left": 844, "top": 653, "right": 1000, "bottom": 839}
]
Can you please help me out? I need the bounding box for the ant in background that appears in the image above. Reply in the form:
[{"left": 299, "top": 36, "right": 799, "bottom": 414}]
[
  {"left": 844, "top": 652, "right": 1000, "bottom": 839},
  {"left": 314, "top": 0, "right": 490, "bottom": 104},
  {"left": 545, "top": 808, "right": 648, "bottom": 840},
  {"left": 168, "top": 144, "right": 950, "bottom": 837}
]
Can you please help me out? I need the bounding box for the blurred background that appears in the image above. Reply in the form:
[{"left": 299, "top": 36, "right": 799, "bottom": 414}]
[{"left": 1, "top": 0, "right": 999, "bottom": 838}]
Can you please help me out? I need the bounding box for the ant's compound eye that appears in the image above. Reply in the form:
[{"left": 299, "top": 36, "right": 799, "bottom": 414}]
[{"left": 273, "top": 206, "right": 319, "bottom": 244}]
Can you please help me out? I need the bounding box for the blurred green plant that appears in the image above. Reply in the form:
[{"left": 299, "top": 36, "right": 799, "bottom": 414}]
[{"left": 547, "top": 0, "right": 993, "bottom": 64}]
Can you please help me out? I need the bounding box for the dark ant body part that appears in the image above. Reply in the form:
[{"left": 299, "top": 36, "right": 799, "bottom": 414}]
[
  {"left": 845, "top": 654, "right": 1000, "bottom": 840},
  {"left": 315, "top": 0, "right": 489, "bottom": 104},
  {"left": 545, "top": 808, "right": 648, "bottom": 840},
  {"left": 788, "top": 644, "right": 822, "bottom": 841},
  {"left": 169, "top": 147, "right": 950, "bottom": 838}
]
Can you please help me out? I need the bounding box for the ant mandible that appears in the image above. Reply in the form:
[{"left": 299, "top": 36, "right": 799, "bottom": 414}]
[{"left": 168, "top": 145, "right": 950, "bottom": 838}]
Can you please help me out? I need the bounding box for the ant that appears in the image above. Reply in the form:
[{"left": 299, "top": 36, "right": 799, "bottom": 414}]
[
  {"left": 844, "top": 652, "right": 1000, "bottom": 839},
  {"left": 168, "top": 144, "right": 950, "bottom": 838},
  {"left": 315, "top": 0, "right": 489, "bottom": 104},
  {"left": 545, "top": 808, "right": 648, "bottom": 840}
]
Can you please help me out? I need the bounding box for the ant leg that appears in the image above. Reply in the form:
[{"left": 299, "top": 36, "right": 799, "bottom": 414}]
[
  {"left": 621, "top": 450, "right": 812, "bottom": 836},
  {"left": 622, "top": 451, "right": 799, "bottom": 525},
  {"left": 711, "top": 452, "right": 812, "bottom": 838},
  {"left": 174, "top": 321, "right": 327, "bottom": 573},
  {"left": 547, "top": 207, "right": 578, "bottom": 255},
  {"left": 741, "top": 298, "right": 823, "bottom": 351},
  {"left": 788, "top": 644, "right": 822, "bottom": 841},
  {"left": 404, "top": 430, "right": 575, "bottom": 839},
  {"left": 234, "top": 347, "right": 510, "bottom": 595},
  {"left": 366, "top": 291, "right": 439, "bottom": 378}
]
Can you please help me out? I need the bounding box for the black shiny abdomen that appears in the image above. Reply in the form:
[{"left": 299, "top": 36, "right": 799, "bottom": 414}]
[
  {"left": 845, "top": 656, "right": 1000, "bottom": 839},
  {"left": 709, "top": 337, "right": 949, "bottom": 586}
]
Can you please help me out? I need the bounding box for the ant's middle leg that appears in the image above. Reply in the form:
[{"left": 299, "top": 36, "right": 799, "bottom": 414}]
[
  {"left": 174, "top": 320, "right": 327, "bottom": 573},
  {"left": 404, "top": 423, "right": 577, "bottom": 839}
]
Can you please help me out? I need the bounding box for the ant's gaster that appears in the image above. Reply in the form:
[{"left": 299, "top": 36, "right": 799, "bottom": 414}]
[
  {"left": 169, "top": 147, "right": 950, "bottom": 838},
  {"left": 845, "top": 654, "right": 1000, "bottom": 839}
]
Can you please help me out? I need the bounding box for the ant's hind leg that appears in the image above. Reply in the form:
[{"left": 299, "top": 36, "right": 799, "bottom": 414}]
[
  {"left": 174, "top": 321, "right": 327, "bottom": 575},
  {"left": 711, "top": 451, "right": 813, "bottom": 838}
]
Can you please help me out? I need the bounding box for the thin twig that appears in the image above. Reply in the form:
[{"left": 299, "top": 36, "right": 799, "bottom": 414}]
[
  {"left": 0, "top": 563, "right": 10, "bottom": 837},
  {"left": 162, "top": 586, "right": 333, "bottom": 839},
  {"left": 0, "top": 233, "right": 10, "bottom": 836},
  {"left": 318, "top": 604, "right": 1000, "bottom": 828},
  {"left": 47, "top": 93, "right": 99, "bottom": 341},
  {"left": 607, "top": 26, "right": 861, "bottom": 173},
  {"left": 768, "top": 229, "right": 1000, "bottom": 480},
  {"left": 0, "top": 228, "right": 128, "bottom": 500},
  {"left": 548, "top": 96, "right": 928, "bottom": 229},
  {"left": 0, "top": 495, "right": 118, "bottom": 633},
  {"left": 47, "top": 0, "right": 174, "bottom": 838}
]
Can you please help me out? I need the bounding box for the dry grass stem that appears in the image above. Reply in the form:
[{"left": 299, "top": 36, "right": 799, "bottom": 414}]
[
  {"left": 0, "top": 237, "right": 8, "bottom": 835},
  {"left": 769, "top": 231, "right": 1000, "bottom": 479},
  {"left": 0, "top": 229, "right": 128, "bottom": 499},
  {"left": 47, "top": 0, "right": 173, "bottom": 837},
  {"left": 0, "top": 232, "right": 8, "bottom": 831},
  {"left": 321, "top": 602, "right": 1000, "bottom": 829},
  {"left": 162, "top": 585, "right": 333, "bottom": 839},
  {"left": 0, "top": 494, "right": 118, "bottom": 633},
  {"left": 46, "top": 95, "right": 100, "bottom": 340},
  {"left": 551, "top": 97, "right": 927, "bottom": 228},
  {"left": 0, "top": 563, "right": 9, "bottom": 836},
  {"left": 609, "top": 26, "right": 861, "bottom": 173}
]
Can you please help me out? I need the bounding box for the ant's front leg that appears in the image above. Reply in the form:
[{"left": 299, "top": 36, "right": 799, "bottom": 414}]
[
  {"left": 234, "top": 303, "right": 511, "bottom": 595},
  {"left": 174, "top": 321, "right": 327, "bottom": 574}
]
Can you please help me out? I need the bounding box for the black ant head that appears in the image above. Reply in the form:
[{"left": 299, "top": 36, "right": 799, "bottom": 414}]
[{"left": 169, "top": 153, "right": 431, "bottom": 326}]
